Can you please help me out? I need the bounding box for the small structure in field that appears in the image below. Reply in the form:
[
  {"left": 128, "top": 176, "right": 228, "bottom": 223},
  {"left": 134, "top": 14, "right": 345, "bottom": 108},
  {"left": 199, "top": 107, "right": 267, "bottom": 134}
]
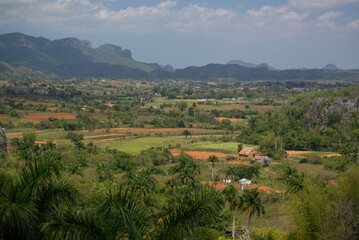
[
  {"left": 239, "top": 178, "right": 251, "bottom": 190},
  {"left": 239, "top": 178, "right": 251, "bottom": 185},
  {"left": 238, "top": 147, "right": 262, "bottom": 160},
  {"left": 255, "top": 155, "right": 272, "bottom": 163},
  {"left": 223, "top": 179, "right": 232, "bottom": 183}
]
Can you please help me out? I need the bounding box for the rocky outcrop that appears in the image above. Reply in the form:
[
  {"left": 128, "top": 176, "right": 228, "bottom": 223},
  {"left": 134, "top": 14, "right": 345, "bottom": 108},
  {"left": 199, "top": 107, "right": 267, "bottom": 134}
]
[{"left": 0, "top": 127, "right": 7, "bottom": 153}]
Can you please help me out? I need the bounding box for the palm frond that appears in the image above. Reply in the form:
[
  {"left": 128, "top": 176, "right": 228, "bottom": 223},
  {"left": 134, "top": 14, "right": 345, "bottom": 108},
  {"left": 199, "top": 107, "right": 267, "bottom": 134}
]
[
  {"left": 99, "top": 186, "right": 148, "bottom": 240},
  {"left": 156, "top": 185, "right": 224, "bottom": 240},
  {"left": 42, "top": 208, "right": 106, "bottom": 240}
]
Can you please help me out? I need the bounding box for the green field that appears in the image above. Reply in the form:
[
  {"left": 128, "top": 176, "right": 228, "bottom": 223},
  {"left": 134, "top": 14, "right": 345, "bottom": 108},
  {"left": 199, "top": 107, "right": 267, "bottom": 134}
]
[
  {"left": 183, "top": 141, "right": 258, "bottom": 153},
  {"left": 93, "top": 135, "right": 188, "bottom": 153}
]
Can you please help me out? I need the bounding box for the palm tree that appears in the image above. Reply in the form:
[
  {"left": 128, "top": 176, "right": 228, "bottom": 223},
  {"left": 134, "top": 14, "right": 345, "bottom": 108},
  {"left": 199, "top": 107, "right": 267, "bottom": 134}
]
[
  {"left": 42, "top": 186, "right": 147, "bottom": 240},
  {"left": 42, "top": 186, "right": 224, "bottom": 240},
  {"left": 223, "top": 185, "right": 243, "bottom": 239},
  {"left": 169, "top": 153, "right": 200, "bottom": 186},
  {"left": 0, "top": 151, "right": 78, "bottom": 240},
  {"left": 155, "top": 185, "right": 224, "bottom": 240},
  {"left": 183, "top": 130, "right": 191, "bottom": 145},
  {"left": 207, "top": 155, "right": 219, "bottom": 179},
  {"left": 225, "top": 166, "right": 237, "bottom": 182},
  {"left": 242, "top": 188, "right": 265, "bottom": 232}
]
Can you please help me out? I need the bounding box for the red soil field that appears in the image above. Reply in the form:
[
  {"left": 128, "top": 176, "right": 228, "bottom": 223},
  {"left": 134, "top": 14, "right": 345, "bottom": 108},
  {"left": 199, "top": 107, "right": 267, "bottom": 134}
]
[
  {"left": 215, "top": 117, "right": 245, "bottom": 123},
  {"left": 46, "top": 108, "right": 57, "bottom": 111},
  {"left": 15, "top": 101, "right": 42, "bottom": 106},
  {"left": 24, "top": 114, "right": 77, "bottom": 120},
  {"left": 225, "top": 160, "right": 249, "bottom": 165},
  {"left": 286, "top": 150, "right": 341, "bottom": 157},
  {"left": 252, "top": 105, "right": 278, "bottom": 108},
  {"left": 201, "top": 181, "right": 283, "bottom": 193},
  {"left": 0, "top": 114, "right": 8, "bottom": 118},
  {"left": 170, "top": 149, "right": 237, "bottom": 159}
]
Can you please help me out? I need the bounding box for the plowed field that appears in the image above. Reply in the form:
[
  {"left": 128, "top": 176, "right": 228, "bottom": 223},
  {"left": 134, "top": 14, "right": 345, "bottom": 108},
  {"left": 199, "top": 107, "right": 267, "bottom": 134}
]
[{"left": 24, "top": 114, "right": 77, "bottom": 120}]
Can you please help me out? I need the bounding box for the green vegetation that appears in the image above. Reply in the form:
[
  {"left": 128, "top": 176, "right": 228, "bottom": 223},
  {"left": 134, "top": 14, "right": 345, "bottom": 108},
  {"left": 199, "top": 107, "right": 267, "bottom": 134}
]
[{"left": 0, "top": 72, "right": 358, "bottom": 239}]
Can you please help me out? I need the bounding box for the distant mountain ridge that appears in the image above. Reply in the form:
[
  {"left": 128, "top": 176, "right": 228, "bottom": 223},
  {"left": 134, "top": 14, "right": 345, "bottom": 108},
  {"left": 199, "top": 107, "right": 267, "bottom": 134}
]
[
  {"left": 0, "top": 32, "right": 171, "bottom": 73},
  {"left": 0, "top": 33, "right": 358, "bottom": 80}
]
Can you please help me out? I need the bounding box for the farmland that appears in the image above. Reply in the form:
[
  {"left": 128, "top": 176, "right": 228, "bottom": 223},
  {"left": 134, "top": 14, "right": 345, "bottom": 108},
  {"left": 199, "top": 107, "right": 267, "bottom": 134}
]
[{"left": 1, "top": 78, "right": 358, "bottom": 240}]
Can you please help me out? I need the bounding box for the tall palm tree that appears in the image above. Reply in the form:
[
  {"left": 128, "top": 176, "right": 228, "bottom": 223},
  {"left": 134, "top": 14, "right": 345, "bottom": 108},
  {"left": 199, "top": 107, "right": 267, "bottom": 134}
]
[
  {"left": 207, "top": 155, "right": 219, "bottom": 179},
  {"left": 242, "top": 188, "right": 265, "bottom": 232},
  {"left": 223, "top": 185, "right": 243, "bottom": 239}
]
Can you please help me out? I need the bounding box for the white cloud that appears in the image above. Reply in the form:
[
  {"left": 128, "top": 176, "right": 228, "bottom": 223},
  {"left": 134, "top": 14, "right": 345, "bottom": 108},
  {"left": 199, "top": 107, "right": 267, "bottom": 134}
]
[
  {"left": 347, "top": 19, "right": 359, "bottom": 30},
  {"left": 316, "top": 11, "right": 342, "bottom": 28},
  {"left": 0, "top": 0, "right": 357, "bottom": 42},
  {"left": 289, "top": 0, "right": 359, "bottom": 9}
]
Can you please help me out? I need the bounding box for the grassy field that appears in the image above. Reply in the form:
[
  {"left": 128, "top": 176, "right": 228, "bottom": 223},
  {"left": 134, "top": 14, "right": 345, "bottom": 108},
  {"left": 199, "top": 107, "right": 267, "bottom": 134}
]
[
  {"left": 93, "top": 135, "right": 188, "bottom": 153},
  {"left": 183, "top": 141, "right": 258, "bottom": 153}
]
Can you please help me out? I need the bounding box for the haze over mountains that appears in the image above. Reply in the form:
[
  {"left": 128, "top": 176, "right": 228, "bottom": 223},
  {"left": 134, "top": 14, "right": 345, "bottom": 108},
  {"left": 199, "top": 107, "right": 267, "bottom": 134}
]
[{"left": 0, "top": 32, "right": 357, "bottom": 80}]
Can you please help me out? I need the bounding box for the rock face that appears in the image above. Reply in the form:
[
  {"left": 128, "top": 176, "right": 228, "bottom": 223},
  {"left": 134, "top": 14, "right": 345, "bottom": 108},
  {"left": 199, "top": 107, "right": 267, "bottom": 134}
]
[{"left": 0, "top": 127, "right": 7, "bottom": 153}]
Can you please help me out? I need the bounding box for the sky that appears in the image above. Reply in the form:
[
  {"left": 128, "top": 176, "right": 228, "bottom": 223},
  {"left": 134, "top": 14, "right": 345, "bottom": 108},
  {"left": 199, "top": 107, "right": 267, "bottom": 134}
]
[{"left": 0, "top": 0, "right": 359, "bottom": 69}]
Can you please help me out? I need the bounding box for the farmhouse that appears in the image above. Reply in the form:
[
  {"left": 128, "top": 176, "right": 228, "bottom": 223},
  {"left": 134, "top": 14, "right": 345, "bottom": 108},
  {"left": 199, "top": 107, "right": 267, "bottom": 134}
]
[{"left": 238, "top": 146, "right": 262, "bottom": 160}]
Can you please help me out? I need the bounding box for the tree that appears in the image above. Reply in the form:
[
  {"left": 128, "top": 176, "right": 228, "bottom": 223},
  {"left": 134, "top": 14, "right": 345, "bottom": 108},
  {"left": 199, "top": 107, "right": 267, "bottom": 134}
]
[
  {"left": 237, "top": 144, "right": 243, "bottom": 153},
  {"left": 207, "top": 155, "right": 219, "bottom": 179},
  {"left": 242, "top": 188, "right": 265, "bottom": 232},
  {"left": 223, "top": 185, "right": 242, "bottom": 239},
  {"left": 183, "top": 130, "right": 191, "bottom": 145},
  {"left": 42, "top": 186, "right": 224, "bottom": 240},
  {"left": 156, "top": 186, "right": 224, "bottom": 240},
  {"left": 0, "top": 151, "right": 78, "bottom": 240},
  {"left": 225, "top": 166, "right": 237, "bottom": 182},
  {"left": 169, "top": 153, "right": 200, "bottom": 186}
]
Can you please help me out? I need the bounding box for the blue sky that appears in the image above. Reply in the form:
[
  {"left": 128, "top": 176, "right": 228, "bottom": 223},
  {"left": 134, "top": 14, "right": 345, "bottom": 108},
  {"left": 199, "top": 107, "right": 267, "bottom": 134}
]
[{"left": 0, "top": 0, "right": 359, "bottom": 69}]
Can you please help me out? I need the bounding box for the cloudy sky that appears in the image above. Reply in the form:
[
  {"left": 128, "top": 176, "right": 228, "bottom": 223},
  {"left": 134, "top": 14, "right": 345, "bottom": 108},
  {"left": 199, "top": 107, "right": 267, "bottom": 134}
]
[{"left": 1, "top": 0, "right": 359, "bottom": 69}]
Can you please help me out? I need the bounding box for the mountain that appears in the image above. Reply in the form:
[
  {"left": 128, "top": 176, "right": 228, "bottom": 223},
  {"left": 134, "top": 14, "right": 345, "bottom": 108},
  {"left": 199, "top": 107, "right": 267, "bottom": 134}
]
[
  {"left": 0, "top": 33, "right": 358, "bottom": 80},
  {"left": 227, "top": 60, "right": 277, "bottom": 71},
  {"left": 322, "top": 64, "right": 340, "bottom": 70},
  {"left": 166, "top": 63, "right": 359, "bottom": 81},
  {"left": 0, "top": 32, "right": 169, "bottom": 73}
]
